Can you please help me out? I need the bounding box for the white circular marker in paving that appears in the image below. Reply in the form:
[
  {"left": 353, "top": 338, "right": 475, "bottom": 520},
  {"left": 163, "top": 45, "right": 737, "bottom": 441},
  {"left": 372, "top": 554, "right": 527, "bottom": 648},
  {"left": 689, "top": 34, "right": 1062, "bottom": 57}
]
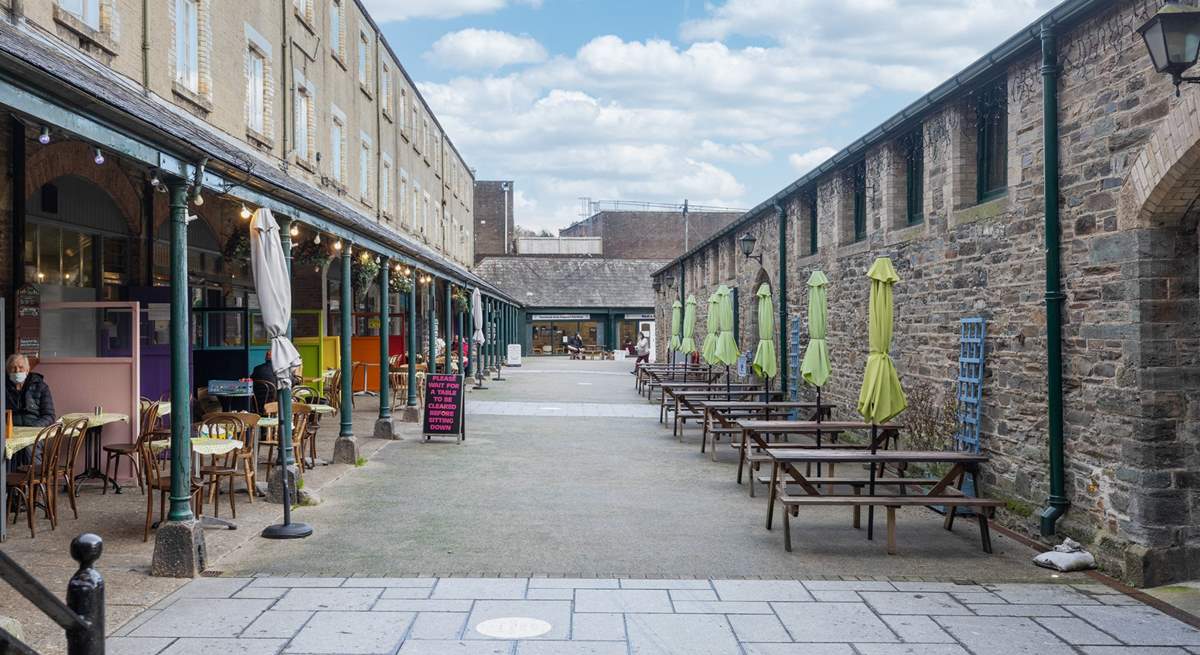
[{"left": 474, "top": 617, "right": 553, "bottom": 639}]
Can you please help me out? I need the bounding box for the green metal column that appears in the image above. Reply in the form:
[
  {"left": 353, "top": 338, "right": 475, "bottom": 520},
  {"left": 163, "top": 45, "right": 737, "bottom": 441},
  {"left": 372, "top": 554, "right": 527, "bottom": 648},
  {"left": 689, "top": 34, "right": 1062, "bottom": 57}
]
[
  {"left": 166, "top": 179, "right": 193, "bottom": 523},
  {"left": 378, "top": 261, "right": 391, "bottom": 420},
  {"left": 444, "top": 282, "right": 453, "bottom": 374},
  {"left": 406, "top": 273, "right": 418, "bottom": 407},
  {"left": 1039, "top": 22, "right": 1069, "bottom": 535},
  {"left": 776, "top": 202, "right": 789, "bottom": 394},
  {"left": 278, "top": 218, "right": 295, "bottom": 470},
  {"left": 485, "top": 298, "right": 494, "bottom": 370},
  {"left": 427, "top": 277, "right": 436, "bottom": 373},
  {"left": 339, "top": 248, "right": 353, "bottom": 437}
]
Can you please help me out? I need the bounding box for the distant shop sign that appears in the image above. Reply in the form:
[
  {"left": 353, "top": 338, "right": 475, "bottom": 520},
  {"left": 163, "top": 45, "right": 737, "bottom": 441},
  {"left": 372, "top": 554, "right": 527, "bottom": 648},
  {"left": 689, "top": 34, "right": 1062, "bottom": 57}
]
[
  {"left": 530, "top": 314, "right": 590, "bottom": 321},
  {"left": 624, "top": 314, "right": 654, "bottom": 320}
]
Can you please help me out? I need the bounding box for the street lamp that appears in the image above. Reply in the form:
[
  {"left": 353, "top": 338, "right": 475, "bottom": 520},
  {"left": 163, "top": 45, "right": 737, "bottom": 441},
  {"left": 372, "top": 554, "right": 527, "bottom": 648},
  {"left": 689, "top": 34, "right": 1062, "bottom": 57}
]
[
  {"left": 1139, "top": 0, "right": 1200, "bottom": 95},
  {"left": 664, "top": 272, "right": 675, "bottom": 288},
  {"left": 739, "top": 232, "right": 762, "bottom": 264},
  {"left": 652, "top": 279, "right": 662, "bottom": 292}
]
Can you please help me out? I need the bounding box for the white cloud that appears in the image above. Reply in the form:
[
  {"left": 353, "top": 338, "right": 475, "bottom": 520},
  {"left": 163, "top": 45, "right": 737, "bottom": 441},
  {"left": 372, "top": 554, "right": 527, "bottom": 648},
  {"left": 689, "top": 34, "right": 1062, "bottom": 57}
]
[
  {"left": 690, "top": 140, "right": 772, "bottom": 164},
  {"left": 426, "top": 29, "right": 548, "bottom": 70},
  {"left": 361, "top": 0, "right": 541, "bottom": 22},
  {"left": 789, "top": 147, "right": 838, "bottom": 175}
]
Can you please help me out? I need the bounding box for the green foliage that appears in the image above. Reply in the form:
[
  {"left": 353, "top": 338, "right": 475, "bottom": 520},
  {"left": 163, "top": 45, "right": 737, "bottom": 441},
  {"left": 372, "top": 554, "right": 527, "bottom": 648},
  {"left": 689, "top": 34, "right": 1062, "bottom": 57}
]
[{"left": 355, "top": 456, "right": 368, "bottom": 467}]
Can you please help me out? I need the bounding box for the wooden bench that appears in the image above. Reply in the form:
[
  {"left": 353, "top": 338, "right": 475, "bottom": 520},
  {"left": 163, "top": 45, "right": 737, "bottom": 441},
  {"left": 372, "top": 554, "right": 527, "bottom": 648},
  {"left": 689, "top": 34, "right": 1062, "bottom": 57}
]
[{"left": 775, "top": 492, "right": 1004, "bottom": 555}]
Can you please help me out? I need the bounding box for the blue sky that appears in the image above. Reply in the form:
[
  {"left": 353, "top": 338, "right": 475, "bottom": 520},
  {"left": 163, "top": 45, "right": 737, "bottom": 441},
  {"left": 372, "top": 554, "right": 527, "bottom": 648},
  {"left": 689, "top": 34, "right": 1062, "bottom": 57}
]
[{"left": 365, "top": 0, "right": 1059, "bottom": 231}]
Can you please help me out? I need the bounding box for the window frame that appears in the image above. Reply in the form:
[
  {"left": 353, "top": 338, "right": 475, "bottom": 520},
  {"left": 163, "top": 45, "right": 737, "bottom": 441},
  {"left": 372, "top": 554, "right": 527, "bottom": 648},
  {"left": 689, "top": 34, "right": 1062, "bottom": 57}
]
[
  {"left": 60, "top": 0, "right": 101, "bottom": 30},
  {"left": 358, "top": 135, "right": 372, "bottom": 202},
  {"left": 808, "top": 195, "right": 818, "bottom": 255},
  {"left": 330, "top": 0, "right": 344, "bottom": 64},
  {"left": 175, "top": 0, "right": 200, "bottom": 93},
  {"left": 852, "top": 161, "right": 866, "bottom": 243},
  {"left": 246, "top": 47, "right": 267, "bottom": 135},
  {"left": 331, "top": 110, "right": 346, "bottom": 185},
  {"left": 358, "top": 30, "right": 371, "bottom": 92},
  {"left": 975, "top": 78, "right": 1008, "bottom": 204},
  {"left": 904, "top": 129, "right": 924, "bottom": 225},
  {"left": 294, "top": 84, "right": 312, "bottom": 161}
]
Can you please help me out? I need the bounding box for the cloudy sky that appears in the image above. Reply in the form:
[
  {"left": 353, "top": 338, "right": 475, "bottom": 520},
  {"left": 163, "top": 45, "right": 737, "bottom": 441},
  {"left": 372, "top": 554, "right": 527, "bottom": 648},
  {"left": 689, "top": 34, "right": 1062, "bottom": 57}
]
[{"left": 366, "top": 0, "right": 1058, "bottom": 232}]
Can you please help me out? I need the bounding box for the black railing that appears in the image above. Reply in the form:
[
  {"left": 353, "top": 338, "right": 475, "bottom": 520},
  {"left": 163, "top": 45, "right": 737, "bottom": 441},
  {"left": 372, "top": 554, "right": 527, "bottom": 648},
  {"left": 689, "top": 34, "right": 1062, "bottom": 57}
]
[{"left": 0, "top": 533, "right": 105, "bottom": 655}]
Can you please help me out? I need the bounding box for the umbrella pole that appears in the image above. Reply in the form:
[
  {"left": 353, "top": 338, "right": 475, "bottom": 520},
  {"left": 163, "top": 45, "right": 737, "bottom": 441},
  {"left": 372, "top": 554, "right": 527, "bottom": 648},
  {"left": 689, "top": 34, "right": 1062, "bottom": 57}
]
[
  {"left": 866, "top": 423, "right": 879, "bottom": 541},
  {"left": 726, "top": 365, "right": 731, "bottom": 402},
  {"left": 262, "top": 387, "right": 313, "bottom": 539}
]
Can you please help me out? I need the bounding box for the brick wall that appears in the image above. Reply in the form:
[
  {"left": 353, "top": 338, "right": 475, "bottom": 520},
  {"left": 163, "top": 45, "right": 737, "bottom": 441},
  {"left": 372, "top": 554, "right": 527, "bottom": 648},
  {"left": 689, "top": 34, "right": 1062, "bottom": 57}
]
[
  {"left": 654, "top": 0, "right": 1200, "bottom": 586},
  {"left": 473, "top": 180, "right": 513, "bottom": 262},
  {"left": 560, "top": 210, "right": 743, "bottom": 260}
]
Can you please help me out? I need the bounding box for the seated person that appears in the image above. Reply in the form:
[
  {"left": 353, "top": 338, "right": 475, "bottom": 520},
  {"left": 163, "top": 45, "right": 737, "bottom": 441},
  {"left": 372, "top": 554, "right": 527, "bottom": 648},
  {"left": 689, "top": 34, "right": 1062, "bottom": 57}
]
[
  {"left": 567, "top": 333, "right": 584, "bottom": 359},
  {"left": 250, "top": 351, "right": 302, "bottom": 411},
  {"left": 6, "top": 354, "right": 55, "bottom": 469}
]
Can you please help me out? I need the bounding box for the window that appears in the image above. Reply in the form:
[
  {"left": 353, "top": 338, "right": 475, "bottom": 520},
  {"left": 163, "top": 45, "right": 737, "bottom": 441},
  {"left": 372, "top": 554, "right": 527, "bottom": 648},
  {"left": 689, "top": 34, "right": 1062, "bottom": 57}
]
[
  {"left": 424, "top": 119, "right": 431, "bottom": 159},
  {"left": 294, "top": 83, "right": 313, "bottom": 161},
  {"left": 904, "top": 130, "right": 924, "bottom": 225},
  {"left": 294, "top": 0, "right": 312, "bottom": 23},
  {"left": 808, "top": 196, "right": 818, "bottom": 255},
  {"left": 359, "top": 136, "right": 371, "bottom": 200},
  {"left": 246, "top": 48, "right": 266, "bottom": 134},
  {"left": 358, "top": 31, "right": 371, "bottom": 89},
  {"left": 976, "top": 79, "right": 1008, "bottom": 202},
  {"left": 400, "top": 169, "right": 409, "bottom": 224},
  {"left": 331, "top": 112, "right": 345, "bottom": 184},
  {"left": 412, "top": 183, "right": 421, "bottom": 231},
  {"left": 330, "top": 0, "right": 343, "bottom": 61},
  {"left": 381, "top": 63, "right": 392, "bottom": 116},
  {"left": 399, "top": 89, "right": 407, "bottom": 136},
  {"left": 408, "top": 96, "right": 417, "bottom": 138},
  {"left": 423, "top": 192, "right": 431, "bottom": 234},
  {"left": 852, "top": 161, "right": 866, "bottom": 242},
  {"left": 381, "top": 158, "right": 392, "bottom": 215},
  {"left": 59, "top": 0, "right": 101, "bottom": 30},
  {"left": 175, "top": 0, "right": 200, "bottom": 92}
]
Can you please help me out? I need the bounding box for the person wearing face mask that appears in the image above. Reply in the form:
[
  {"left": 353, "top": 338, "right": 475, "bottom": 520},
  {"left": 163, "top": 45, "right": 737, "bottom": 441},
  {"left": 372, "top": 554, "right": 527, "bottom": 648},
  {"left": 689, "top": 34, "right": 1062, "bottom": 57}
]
[{"left": 5, "top": 354, "right": 55, "bottom": 470}]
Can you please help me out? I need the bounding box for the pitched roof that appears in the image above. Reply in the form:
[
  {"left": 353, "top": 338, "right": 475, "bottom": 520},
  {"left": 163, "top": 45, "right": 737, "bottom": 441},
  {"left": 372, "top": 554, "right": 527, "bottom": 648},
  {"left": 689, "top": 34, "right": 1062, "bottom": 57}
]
[{"left": 475, "top": 257, "right": 669, "bottom": 309}]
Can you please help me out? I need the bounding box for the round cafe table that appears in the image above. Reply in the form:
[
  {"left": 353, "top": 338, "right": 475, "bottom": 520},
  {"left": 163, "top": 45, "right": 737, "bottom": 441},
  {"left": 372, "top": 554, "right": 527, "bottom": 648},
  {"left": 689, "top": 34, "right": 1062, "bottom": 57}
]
[{"left": 150, "top": 434, "right": 243, "bottom": 531}]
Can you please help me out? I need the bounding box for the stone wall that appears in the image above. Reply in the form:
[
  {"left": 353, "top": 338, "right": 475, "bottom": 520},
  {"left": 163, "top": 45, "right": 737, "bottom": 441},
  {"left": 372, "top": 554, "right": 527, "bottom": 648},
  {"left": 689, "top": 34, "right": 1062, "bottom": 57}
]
[
  {"left": 562, "top": 210, "right": 743, "bottom": 260},
  {"left": 473, "top": 181, "right": 513, "bottom": 262},
  {"left": 654, "top": 0, "right": 1200, "bottom": 586}
]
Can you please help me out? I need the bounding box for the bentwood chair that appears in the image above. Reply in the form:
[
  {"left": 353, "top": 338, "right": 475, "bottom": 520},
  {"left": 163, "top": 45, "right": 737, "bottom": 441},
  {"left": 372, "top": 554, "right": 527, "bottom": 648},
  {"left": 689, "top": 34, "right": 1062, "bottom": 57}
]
[
  {"left": 204, "top": 412, "right": 260, "bottom": 505},
  {"left": 258, "top": 402, "right": 311, "bottom": 472},
  {"left": 52, "top": 416, "right": 91, "bottom": 520},
  {"left": 197, "top": 415, "right": 247, "bottom": 518},
  {"left": 137, "top": 437, "right": 202, "bottom": 541},
  {"left": 6, "top": 422, "right": 65, "bottom": 537},
  {"left": 104, "top": 400, "right": 161, "bottom": 495}
]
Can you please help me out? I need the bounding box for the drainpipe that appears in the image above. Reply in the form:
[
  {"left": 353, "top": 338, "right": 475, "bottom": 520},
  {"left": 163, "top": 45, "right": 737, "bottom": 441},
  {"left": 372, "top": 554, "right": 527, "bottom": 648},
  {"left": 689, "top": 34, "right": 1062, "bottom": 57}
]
[
  {"left": 141, "top": 0, "right": 149, "bottom": 90},
  {"left": 775, "top": 202, "right": 788, "bottom": 394},
  {"left": 1038, "top": 22, "right": 1069, "bottom": 536}
]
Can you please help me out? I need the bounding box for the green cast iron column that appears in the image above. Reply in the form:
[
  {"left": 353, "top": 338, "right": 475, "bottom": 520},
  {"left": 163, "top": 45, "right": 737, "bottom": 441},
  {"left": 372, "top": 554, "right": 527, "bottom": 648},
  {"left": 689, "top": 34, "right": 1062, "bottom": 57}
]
[
  {"left": 1039, "top": 22, "right": 1069, "bottom": 535},
  {"left": 427, "top": 277, "right": 436, "bottom": 373},
  {"left": 406, "top": 273, "right": 418, "bottom": 407},
  {"left": 378, "top": 260, "right": 391, "bottom": 420},
  {"left": 444, "top": 282, "right": 453, "bottom": 374},
  {"left": 166, "top": 178, "right": 193, "bottom": 522},
  {"left": 776, "top": 202, "right": 789, "bottom": 394},
  {"left": 278, "top": 218, "right": 295, "bottom": 470},
  {"left": 339, "top": 248, "right": 353, "bottom": 437}
]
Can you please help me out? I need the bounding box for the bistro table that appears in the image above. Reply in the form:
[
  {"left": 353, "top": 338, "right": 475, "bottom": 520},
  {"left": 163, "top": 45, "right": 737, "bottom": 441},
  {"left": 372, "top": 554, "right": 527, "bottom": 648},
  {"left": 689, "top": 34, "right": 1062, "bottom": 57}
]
[
  {"left": 353, "top": 362, "right": 379, "bottom": 398},
  {"left": 61, "top": 412, "right": 130, "bottom": 493},
  {"left": 4, "top": 426, "right": 41, "bottom": 461},
  {"left": 762, "top": 448, "right": 1001, "bottom": 553},
  {"left": 150, "top": 434, "right": 243, "bottom": 531}
]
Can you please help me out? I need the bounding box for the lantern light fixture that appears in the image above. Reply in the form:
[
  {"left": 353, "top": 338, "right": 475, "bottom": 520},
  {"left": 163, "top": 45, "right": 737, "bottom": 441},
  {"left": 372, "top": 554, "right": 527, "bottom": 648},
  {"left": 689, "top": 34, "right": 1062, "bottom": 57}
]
[
  {"left": 738, "top": 231, "right": 762, "bottom": 264},
  {"left": 1138, "top": 0, "right": 1200, "bottom": 95}
]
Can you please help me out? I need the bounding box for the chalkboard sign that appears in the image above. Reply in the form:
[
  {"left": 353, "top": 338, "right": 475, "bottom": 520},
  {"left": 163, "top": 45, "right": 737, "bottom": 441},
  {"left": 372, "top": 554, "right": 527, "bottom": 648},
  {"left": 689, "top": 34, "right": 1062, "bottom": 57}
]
[
  {"left": 15, "top": 284, "right": 40, "bottom": 361},
  {"left": 423, "top": 373, "right": 465, "bottom": 441}
]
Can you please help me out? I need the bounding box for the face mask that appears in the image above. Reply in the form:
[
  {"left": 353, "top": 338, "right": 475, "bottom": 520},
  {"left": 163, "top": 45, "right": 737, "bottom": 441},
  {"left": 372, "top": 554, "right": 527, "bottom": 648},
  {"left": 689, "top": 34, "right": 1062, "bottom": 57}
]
[{"left": 9, "top": 372, "right": 27, "bottom": 385}]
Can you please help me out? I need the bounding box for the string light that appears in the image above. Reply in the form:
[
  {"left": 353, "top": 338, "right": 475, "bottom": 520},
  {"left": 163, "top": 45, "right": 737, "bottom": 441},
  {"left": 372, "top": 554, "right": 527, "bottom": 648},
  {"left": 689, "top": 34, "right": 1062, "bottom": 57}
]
[
  {"left": 240, "top": 205, "right": 252, "bottom": 220},
  {"left": 394, "top": 263, "right": 402, "bottom": 272},
  {"left": 93, "top": 148, "right": 105, "bottom": 165},
  {"left": 38, "top": 126, "right": 51, "bottom": 145},
  {"left": 360, "top": 250, "right": 370, "bottom": 262},
  {"left": 290, "top": 224, "right": 299, "bottom": 237},
  {"left": 334, "top": 239, "right": 343, "bottom": 251},
  {"left": 314, "top": 233, "right": 321, "bottom": 245}
]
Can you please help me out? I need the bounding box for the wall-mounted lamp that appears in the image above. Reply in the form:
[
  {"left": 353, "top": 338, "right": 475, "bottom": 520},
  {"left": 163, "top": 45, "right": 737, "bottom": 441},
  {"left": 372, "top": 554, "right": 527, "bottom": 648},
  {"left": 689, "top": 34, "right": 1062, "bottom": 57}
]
[
  {"left": 739, "top": 232, "right": 762, "bottom": 264},
  {"left": 38, "top": 126, "right": 51, "bottom": 145},
  {"left": 93, "top": 148, "right": 105, "bottom": 165}
]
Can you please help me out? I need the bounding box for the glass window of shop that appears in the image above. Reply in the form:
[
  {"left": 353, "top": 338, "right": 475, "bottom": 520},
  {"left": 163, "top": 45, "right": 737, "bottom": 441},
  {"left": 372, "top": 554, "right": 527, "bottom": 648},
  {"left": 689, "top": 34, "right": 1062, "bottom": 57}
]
[{"left": 531, "top": 320, "right": 598, "bottom": 355}]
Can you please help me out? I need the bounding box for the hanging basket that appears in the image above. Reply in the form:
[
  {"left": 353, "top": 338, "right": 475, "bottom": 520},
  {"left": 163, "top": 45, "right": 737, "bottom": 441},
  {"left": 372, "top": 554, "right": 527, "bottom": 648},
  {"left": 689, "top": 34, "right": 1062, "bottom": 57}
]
[{"left": 391, "top": 275, "right": 414, "bottom": 294}]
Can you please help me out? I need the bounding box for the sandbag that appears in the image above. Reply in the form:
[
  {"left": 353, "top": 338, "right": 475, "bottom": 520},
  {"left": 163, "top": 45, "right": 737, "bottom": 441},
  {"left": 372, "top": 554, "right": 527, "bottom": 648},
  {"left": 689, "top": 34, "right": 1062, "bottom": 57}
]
[{"left": 1033, "top": 537, "right": 1096, "bottom": 572}]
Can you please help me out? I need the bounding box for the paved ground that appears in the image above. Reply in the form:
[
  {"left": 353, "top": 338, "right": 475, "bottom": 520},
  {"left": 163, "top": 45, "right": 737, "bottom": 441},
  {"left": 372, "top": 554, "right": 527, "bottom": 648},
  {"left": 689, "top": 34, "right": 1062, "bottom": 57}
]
[
  {"left": 215, "top": 358, "right": 1057, "bottom": 580},
  {"left": 108, "top": 576, "right": 1200, "bottom": 655}
]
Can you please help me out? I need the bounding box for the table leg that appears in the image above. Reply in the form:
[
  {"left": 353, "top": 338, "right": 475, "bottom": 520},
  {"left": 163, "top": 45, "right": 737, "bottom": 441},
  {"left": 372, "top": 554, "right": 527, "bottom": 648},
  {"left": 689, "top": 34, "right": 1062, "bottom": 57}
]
[
  {"left": 766, "top": 460, "right": 780, "bottom": 530},
  {"left": 75, "top": 427, "right": 121, "bottom": 494},
  {"left": 737, "top": 429, "right": 748, "bottom": 484}
]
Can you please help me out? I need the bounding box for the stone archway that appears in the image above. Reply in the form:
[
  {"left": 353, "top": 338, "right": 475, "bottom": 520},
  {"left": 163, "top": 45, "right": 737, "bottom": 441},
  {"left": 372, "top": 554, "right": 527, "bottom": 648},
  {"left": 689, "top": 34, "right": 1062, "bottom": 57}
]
[{"left": 25, "top": 140, "right": 142, "bottom": 235}]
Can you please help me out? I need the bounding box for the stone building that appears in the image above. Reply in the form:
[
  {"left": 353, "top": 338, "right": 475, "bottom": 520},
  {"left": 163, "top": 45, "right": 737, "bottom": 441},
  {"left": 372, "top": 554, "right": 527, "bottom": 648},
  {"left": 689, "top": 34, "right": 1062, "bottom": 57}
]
[
  {"left": 653, "top": 0, "right": 1200, "bottom": 586},
  {"left": 473, "top": 180, "right": 514, "bottom": 262},
  {"left": 561, "top": 208, "right": 743, "bottom": 259}
]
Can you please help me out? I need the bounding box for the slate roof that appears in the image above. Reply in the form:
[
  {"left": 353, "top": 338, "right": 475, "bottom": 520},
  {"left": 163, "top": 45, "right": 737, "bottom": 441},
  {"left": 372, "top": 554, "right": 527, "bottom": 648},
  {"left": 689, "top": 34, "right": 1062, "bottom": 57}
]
[
  {"left": 0, "top": 18, "right": 518, "bottom": 304},
  {"left": 475, "top": 257, "right": 668, "bottom": 309}
]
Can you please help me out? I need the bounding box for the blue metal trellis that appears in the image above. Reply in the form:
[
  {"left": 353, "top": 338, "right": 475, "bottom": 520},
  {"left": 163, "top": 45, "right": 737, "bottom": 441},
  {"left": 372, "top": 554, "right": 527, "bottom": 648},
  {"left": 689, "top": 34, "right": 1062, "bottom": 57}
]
[{"left": 954, "top": 317, "right": 986, "bottom": 453}]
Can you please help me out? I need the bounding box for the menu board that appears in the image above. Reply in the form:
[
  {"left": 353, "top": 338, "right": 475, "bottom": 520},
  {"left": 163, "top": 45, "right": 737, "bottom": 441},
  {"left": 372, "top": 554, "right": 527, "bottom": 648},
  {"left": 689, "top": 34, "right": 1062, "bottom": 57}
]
[
  {"left": 14, "top": 284, "right": 40, "bottom": 361},
  {"left": 422, "top": 374, "right": 465, "bottom": 441}
]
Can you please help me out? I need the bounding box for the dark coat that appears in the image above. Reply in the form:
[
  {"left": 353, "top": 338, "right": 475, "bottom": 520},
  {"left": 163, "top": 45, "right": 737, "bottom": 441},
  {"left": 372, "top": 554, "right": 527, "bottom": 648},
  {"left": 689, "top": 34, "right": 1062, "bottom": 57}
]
[{"left": 6, "top": 372, "right": 56, "bottom": 427}]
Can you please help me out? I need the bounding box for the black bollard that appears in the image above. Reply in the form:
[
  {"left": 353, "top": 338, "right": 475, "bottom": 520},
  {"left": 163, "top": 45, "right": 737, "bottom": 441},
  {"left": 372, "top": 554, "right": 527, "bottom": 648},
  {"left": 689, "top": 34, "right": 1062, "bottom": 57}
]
[{"left": 66, "top": 534, "right": 104, "bottom": 655}]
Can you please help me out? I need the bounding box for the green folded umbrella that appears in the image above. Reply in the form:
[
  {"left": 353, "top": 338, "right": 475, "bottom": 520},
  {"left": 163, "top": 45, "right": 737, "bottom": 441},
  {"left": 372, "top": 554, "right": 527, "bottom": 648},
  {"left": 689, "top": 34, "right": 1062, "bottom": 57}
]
[
  {"left": 701, "top": 292, "right": 720, "bottom": 364},
  {"left": 800, "top": 271, "right": 831, "bottom": 388},
  {"left": 679, "top": 295, "right": 698, "bottom": 355},
  {"left": 669, "top": 299, "right": 682, "bottom": 352},
  {"left": 714, "top": 285, "right": 740, "bottom": 366},
  {"left": 752, "top": 283, "right": 777, "bottom": 379},
  {"left": 858, "top": 257, "right": 907, "bottom": 424}
]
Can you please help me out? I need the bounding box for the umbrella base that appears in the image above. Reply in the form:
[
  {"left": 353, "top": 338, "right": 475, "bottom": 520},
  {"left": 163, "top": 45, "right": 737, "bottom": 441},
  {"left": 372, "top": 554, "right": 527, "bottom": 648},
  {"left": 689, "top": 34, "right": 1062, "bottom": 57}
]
[{"left": 261, "top": 522, "right": 313, "bottom": 540}]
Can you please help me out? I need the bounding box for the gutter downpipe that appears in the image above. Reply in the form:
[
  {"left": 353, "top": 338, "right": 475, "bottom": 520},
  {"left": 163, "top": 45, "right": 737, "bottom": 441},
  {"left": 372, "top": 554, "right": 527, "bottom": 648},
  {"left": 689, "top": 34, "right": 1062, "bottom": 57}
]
[
  {"left": 775, "top": 202, "right": 788, "bottom": 395},
  {"left": 141, "top": 0, "right": 149, "bottom": 89},
  {"left": 1039, "top": 22, "right": 1069, "bottom": 536}
]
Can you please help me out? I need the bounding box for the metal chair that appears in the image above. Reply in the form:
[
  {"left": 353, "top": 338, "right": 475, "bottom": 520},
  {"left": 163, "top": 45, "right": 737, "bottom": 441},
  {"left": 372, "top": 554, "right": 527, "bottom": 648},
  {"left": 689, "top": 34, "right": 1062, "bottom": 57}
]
[{"left": 103, "top": 400, "right": 159, "bottom": 495}]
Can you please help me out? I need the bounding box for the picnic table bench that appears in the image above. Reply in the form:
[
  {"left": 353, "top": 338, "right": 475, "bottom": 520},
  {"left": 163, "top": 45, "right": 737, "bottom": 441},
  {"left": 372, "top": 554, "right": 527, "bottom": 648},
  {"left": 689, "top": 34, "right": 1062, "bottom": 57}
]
[
  {"left": 638, "top": 366, "right": 720, "bottom": 396},
  {"left": 763, "top": 448, "right": 1003, "bottom": 555},
  {"left": 699, "top": 402, "right": 834, "bottom": 458},
  {"left": 736, "top": 420, "right": 902, "bottom": 495},
  {"left": 660, "top": 386, "right": 774, "bottom": 424}
]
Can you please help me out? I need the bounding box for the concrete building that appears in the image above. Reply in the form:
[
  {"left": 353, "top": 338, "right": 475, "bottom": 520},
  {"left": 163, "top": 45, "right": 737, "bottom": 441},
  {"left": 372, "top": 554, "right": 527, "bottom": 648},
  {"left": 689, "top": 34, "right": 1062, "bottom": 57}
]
[
  {"left": 473, "top": 180, "right": 514, "bottom": 262},
  {"left": 654, "top": 0, "right": 1200, "bottom": 586}
]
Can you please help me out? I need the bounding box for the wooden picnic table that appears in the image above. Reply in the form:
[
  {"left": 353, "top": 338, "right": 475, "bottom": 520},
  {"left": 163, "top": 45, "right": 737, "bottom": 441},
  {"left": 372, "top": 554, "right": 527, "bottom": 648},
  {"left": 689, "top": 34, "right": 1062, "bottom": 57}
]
[
  {"left": 638, "top": 366, "right": 721, "bottom": 395},
  {"left": 666, "top": 389, "right": 783, "bottom": 435},
  {"left": 762, "top": 448, "right": 1001, "bottom": 555},
  {"left": 698, "top": 402, "right": 834, "bottom": 458},
  {"left": 736, "top": 420, "right": 903, "bottom": 493}
]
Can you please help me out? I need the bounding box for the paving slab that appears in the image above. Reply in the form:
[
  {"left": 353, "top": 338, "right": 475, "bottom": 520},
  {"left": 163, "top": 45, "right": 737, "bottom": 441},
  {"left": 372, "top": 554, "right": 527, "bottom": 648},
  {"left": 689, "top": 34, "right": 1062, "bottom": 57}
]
[
  {"left": 626, "top": 613, "right": 740, "bottom": 655},
  {"left": 935, "top": 616, "right": 1074, "bottom": 655},
  {"left": 771, "top": 602, "right": 896, "bottom": 643},
  {"left": 878, "top": 614, "right": 956, "bottom": 643},
  {"left": 107, "top": 637, "right": 175, "bottom": 655},
  {"left": 741, "top": 644, "right": 855, "bottom": 654},
  {"left": 407, "top": 612, "right": 468, "bottom": 640},
  {"left": 852, "top": 645, "right": 970, "bottom": 655},
  {"left": 713, "top": 580, "right": 812, "bottom": 602},
  {"left": 860, "top": 591, "right": 971, "bottom": 615},
  {"left": 575, "top": 589, "right": 674, "bottom": 613},
  {"left": 395, "top": 641, "right": 513, "bottom": 654},
  {"left": 1065, "top": 605, "right": 1200, "bottom": 646},
  {"left": 570, "top": 613, "right": 626, "bottom": 641},
  {"left": 727, "top": 614, "right": 793, "bottom": 642},
  {"left": 1034, "top": 617, "right": 1122, "bottom": 645},
  {"left": 273, "top": 587, "right": 382, "bottom": 611},
  {"left": 284, "top": 611, "right": 413, "bottom": 654},
  {"left": 130, "top": 599, "right": 275, "bottom": 638},
  {"left": 160, "top": 638, "right": 287, "bottom": 654},
  {"left": 240, "top": 611, "right": 314, "bottom": 639},
  {"left": 515, "top": 641, "right": 629, "bottom": 655},
  {"left": 433, "top": 578, "right": 528, "bottom": 599},
  {"left": 464, "top": 600, "right": 572, "bottom": 640}
]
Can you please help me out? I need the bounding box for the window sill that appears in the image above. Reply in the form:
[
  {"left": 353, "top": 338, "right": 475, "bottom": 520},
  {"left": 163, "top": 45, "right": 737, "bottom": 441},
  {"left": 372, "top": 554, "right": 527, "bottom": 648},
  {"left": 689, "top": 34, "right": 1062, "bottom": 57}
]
[
  {"left": 172, "top": 83, "right": 213, "bottom": 114},
  {"left": 246, "top": 128, "right": 274, "bottom": 150},
  {"left": 886, "top": 220, "right": 925, "bottom": 246},
  {"left": 294, "top": 8, "right": 316, "bottom": 34},
  {"left": 360, "top": 197, "right": 373, "bottom": 208},
  {"left": 359, "top": 84, "right": 374, "bottom": 100},
  {"left": 332, "top": 53, "right": 348, "bottom": 72},
  {"left": 951, "top": 194, "right": 1008, "bottom": 228},
  {"left": 837, "top": 237, "right": 872, "bottom": 256},
  {"left": 53, "top": 7, "right": 117, "bottom": 56},
  {"left": 382, "top": 110, "right": 393, "bottom": 124},
  {"left": 294, "top": 157, "right": 316, "bottom": 174}
]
